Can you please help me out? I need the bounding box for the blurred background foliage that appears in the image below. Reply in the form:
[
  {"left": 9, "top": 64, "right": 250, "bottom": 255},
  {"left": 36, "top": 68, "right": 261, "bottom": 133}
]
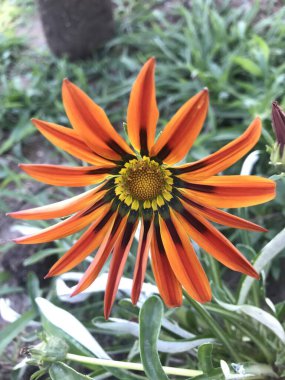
[{"left": 1, "top": 0, "right": 285, "bottom": 379}]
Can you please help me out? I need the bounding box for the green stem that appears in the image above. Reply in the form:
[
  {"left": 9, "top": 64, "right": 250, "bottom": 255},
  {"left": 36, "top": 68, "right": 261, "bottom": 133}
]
[
  {"left": 208, "top": 255, "right": 222, "bottom": 288},
  {"left": 184, "top": 293, "right": 240, "bottom": 362},
  {"left": 66, "top": 353, "right": 203, "bottom": 377}
]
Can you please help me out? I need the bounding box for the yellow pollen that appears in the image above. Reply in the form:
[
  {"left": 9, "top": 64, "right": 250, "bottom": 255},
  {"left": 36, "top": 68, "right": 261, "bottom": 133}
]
[{"left": 116, "top": 157, "right": 173, "bottom": 207}]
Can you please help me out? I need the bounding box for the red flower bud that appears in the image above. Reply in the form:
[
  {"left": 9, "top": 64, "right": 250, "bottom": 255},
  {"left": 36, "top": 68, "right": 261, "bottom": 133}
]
[{"left": 272, "top": 101, "right": 285, "bottom": 155}]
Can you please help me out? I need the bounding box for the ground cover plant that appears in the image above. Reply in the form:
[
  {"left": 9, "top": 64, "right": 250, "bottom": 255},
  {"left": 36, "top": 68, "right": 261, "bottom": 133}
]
[{"left": 0, "top": 0, "right": 285, "bottom": 379}]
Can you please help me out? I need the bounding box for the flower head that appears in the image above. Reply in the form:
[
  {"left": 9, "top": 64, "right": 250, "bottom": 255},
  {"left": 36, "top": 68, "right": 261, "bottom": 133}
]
[
  {"left": 271, "top": 101, "right": 285, "bottom": 168},
  {"left": 9, "top": 58, "right": 275, "bottom": 318}
]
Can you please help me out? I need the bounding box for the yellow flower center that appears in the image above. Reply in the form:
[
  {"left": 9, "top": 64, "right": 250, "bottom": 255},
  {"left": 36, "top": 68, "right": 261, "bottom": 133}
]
[{"left": 115, "top": 157, "right": 173, "bottom": 210}]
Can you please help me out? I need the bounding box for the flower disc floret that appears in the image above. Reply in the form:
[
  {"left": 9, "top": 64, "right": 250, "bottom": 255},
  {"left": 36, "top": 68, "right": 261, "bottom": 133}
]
[{"left": 115, "top": 156, "right": 173, "bottom": 210}]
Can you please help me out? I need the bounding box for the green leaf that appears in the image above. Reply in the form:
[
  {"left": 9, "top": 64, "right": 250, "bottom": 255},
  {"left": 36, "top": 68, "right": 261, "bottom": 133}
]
[
  {"left": 252, "top": 35, "right": 270, "bottom": 62},
  {"left": 36, "top": 298, "right": 143, "bottom": 380},
  {"left": 139, "top": 296, "right": 169, "bottom": 380},
  {"left": 27, "top": 272, "right": 41, "bottom": 309},
  {"left": 0, "top": 113, "right": 34, "bottom": 154},
  {"left": 233, "top": 56, "right": 262, "bottom": 76},
  {"left": 49, "top": 362, "right": 93, "bottom": 380},
  {"left": 216, "top": 299, "right": 285, "bottom": 343},
  {"left": 93, "top": 317, "right": 215, "bottom": 353},
  {"left": 0, "top": 309, "right": 36, "bottom": 355},
  {"left": 192, "top": 367, "right": 224, "bottom": 380},
  {"left": 238, "top": 227, "right": 285, "bottom": 304},
  {"left": 198, "top": 344, "right": 214, "bottom": 374}
]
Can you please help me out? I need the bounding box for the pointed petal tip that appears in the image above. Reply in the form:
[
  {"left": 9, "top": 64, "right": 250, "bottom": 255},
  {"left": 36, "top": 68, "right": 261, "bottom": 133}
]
[
  {"left": 70, "top": 287, "right": 81, "bottom": 297},
  {"left": 199, "top": 87, "right": 209, "bottom": 101},
  {"left": 62, "top": 78, "right": 72, "bottom": 90},
  {"left": 104, "top": 308, "right": 111, "bottom": 320},
  {"left": 31, "top": 118, "right": 44, "bottom": 126},
  {"left": 193, "top": 288, "right": 212, "bottom": 304},
  {"left": 6, "top": 211, "right": 22, "bottom": 219},
  {"left": 131, "top": 293, "right": 139, "bottom": 306},
  {"left": 165, "top": 300, "right": 183, "bottom": 308},
  {"left": 146, "top": 56, "right": 156, "bottom": 65},
  {"left": 251, "top": 269, "right": 260, "bottom": 280},
  {"left": 272, "top": 100, "right": 279, "bottom": 109},
  {"left": 44, "top": 272, "right": 52, "bottom": 279},
  {"left": 253, "top": 116, "right": 262, "bottom": 125}
]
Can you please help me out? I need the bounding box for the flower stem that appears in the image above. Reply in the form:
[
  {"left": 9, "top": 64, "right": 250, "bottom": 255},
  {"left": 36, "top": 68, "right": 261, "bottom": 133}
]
[{"left": 66, "top": 353, "right": 203, "bottom": 377}]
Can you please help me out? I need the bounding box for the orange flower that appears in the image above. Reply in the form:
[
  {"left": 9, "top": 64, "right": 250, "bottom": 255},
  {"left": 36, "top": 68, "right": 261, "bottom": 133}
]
[{"left": 8, "top": 58, "right": 275, "bottom": 318}]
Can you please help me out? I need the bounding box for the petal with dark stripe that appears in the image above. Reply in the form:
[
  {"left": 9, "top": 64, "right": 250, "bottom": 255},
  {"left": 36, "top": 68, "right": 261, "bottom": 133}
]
[
  {"left": 150, "top": 221, "right": 183, "bottom": 307},
  {"left": 104, "top": 212, "right": 139, "bottom": 319},
  {"left": 173, "top": 117, "right": 261, "bottom": 179},
  {"left": 13, "top": 199, "right": 109, "bottom": 244},
  {"left": 71, "top": 211, "right": 128, "bottom": 296},
  {"left": 19, "top": 164, "right": 115, "bottom": 187},
  {"left": 127, "top": 58, "right": 159, "bottom": 155},
  {"left": 150, "top": 89, "right": 208, "bottom": 164},
  {"left": 131, "top": 216, "right": 154, "bottom": 304},
  {"left": 46, "top": 209, "right": 115, "bottom": 277},
  {"left": 7, "top": 183, "right": 106, "bottom": 220},
  {"left": 177, "top": 175, "right": 276, "bottom": 208},
  {"left": 175, "top": 202, "right": 259, "bottom": 278},
  {"left": 62, "top": 79, "right": 135, "bottom": 161},
  {"left": 177, "top": 192, "right": 266, "bottom": 232},
  {"left": 159, "top": 209, "right": 211, "bottom": 303},
  {"left": 32, "top": 118, "right": 111, "bottom": 165}
]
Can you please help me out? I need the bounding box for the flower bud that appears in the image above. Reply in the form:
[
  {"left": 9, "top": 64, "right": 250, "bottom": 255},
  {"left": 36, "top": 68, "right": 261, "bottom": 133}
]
[{"left": 270, "top": 101, "right": 285, "bottom": 168}]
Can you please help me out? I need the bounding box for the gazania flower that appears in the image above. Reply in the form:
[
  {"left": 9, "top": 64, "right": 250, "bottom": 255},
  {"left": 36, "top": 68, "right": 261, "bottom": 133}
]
[{"left": 9, "top": 58, "right": 275, "bottom": 318}]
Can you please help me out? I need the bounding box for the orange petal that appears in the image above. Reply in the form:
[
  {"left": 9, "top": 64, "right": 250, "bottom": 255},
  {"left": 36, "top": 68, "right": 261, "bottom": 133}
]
[
  {"left": 104, "top": 214, "right": 139, "bottom": 319},
  {"left": 176, "top": 202, "right": 259, "bottom": 278},
  {"left": 127, "top": 58, "right": 159, "bottom": 155},
  {"left": 62, "top": 79, "right": 135, "bottom": 161},
  {"left": 173, "top": 117, "right": 262, "bottom": 179},
  {"left": 19, "top": 164, "right": 115, "bottom": 187},
  {"left": 32, "top": 118, "right": 111, "bottom": 165},
  {"left": 7, "top": 182, "right": 107, "bottom": 220},
  {"left": 150, "top": 221, "right": 182, "bottom": 307},
  {"left": 150, "top": 89, "right": 208, "bottom": 164},
  {"left": 13, "top": 199, "right": 109, "bottom": 244},
  {"left": 159, "top": 211, "right": 211, "bottom": 303},
  {"left": 177, "top": 175, "right": 276, "bottom": 208},
  {"left": 178, "top": 192, "right": 266, "bottom": 232},
  {"left": 71, "top": 211, "right": 128, "bottom": 296},
  {"left": 46, "top": 209, "right": 116, "bottom": 277},
  {"left": 131, "top": 216, "right": 154, "bottom": 304}
]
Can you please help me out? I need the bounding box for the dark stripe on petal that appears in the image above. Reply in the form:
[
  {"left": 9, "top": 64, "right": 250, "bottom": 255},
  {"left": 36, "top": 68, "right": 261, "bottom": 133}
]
[
  {"left": 81, "top": 198, "right": 106, "bottom": 217},
  {"left": 121, "top": 211, "right": 138, "bottom": 249},
  {"left": 176, "top": 191, "right": 205, "bottom": 210},
  {"left": 107, "top": 139, "right": 136, "bottom": 160},
  {"left": 154, "top": 217, "right": 166, "bottom": 257},
  {"left": 81, "top": 189, "right": 115, "bottom": 217},
  {"left": 171, "top": 161, "right": 208, "bottom": 174},
  {"left": 142, "top": 207, "right": 153, "bottom": 221},
  {"left": 87, "top": 167, "right": 118, "bottom": 175},
  {"left": 155, "top": 144, "right": 171, "bottom": 162},
  {"left": 180, "top": 207, "right": 208, "bottom": 234},
  {"left": 165, "top": 218, "right": 183, "bottom": 248},
  {"left": 140, "top": 128, "right": 148, "bottom": 156},
  {"left": 174, "top": 178, "right": 215, "bottom": 193},
  {"left": 94, "top": 208, "right": 114, "bottom": 232}
]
